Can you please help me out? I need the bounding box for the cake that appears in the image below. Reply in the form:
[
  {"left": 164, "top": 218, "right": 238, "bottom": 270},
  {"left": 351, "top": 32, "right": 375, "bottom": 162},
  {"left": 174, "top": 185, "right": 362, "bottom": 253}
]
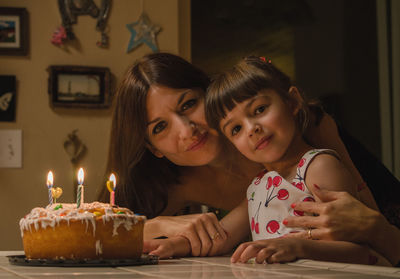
[{"left": 19, "top": 202, "right": 146, "bottom": 260}]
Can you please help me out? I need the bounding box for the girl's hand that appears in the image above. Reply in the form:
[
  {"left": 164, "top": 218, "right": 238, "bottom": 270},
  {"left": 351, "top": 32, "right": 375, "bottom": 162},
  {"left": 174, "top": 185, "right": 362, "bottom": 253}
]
[
  {"left": 282, "top": 185, "right": 381, "bottom": 243},
  {"left": 231, "top": 238, "right": 303, "bottom": 264},
  {"left": 147, "top": 213, "right": 227, "bottom": 257},
  {"left": 143, "top": 236, "right": 191, "bottom": 259}
]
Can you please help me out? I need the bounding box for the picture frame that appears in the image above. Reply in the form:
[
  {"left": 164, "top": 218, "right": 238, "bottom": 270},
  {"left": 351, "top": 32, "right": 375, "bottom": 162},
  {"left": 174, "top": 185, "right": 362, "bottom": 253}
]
[
  {"left": 0, "top": 7, "right": 29, "bottom": 56},
  {"left": 48, "top": 65, "right": 111, "bottom": 108}
]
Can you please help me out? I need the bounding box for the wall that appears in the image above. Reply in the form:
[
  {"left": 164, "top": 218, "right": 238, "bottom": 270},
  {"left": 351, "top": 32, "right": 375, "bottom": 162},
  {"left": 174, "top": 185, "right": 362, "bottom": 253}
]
[{"left": 0, "top": 0, "right": 190, "bottom": 250}]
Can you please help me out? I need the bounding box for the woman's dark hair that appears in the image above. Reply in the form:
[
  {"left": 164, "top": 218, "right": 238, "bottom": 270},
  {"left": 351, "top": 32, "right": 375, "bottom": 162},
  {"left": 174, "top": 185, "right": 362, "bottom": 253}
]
[
  {"left": 205, "top": 56, "right": 309, "bottom": 134},
  {"left": 98, "top": 53, "right": 210, "bottom": 218}
]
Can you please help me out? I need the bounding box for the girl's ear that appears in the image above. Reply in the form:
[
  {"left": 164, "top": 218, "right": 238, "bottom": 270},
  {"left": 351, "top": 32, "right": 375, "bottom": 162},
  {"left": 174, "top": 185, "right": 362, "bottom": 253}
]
[
  {"left": 288, "top": 86, "right": 303, "bottom": 116},
  {"left": 147, "top": 144, "right": 164, "bottom": 158}
]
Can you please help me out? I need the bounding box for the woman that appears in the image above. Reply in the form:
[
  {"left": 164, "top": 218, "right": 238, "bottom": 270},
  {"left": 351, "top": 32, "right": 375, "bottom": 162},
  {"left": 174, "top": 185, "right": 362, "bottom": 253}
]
[{"left": 99, "top": 52, "right": 397, "bottom": 259}]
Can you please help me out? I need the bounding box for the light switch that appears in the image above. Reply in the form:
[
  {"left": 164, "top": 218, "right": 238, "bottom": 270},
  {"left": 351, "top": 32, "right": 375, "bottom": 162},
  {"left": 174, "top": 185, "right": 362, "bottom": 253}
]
[{"left": 0, "top": 129, "right": 22, "bottom": 168}]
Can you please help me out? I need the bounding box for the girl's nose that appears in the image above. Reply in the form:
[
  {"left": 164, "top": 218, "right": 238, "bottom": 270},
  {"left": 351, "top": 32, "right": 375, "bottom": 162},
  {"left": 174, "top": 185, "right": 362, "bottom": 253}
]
[{"left": 249, "top": 123, "right": 261, "bottom": 137}]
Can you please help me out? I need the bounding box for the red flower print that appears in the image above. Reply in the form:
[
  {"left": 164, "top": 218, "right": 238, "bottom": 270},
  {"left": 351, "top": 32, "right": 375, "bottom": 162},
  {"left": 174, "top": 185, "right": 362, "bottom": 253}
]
[
  {"left": 298, "top": 158, "right": 306, "bottom": 168},
  {"left": 254, "top": 169, "right": 267, "bottom": 185},
  {"left": 292, "top": 182, "right": 305, "bottom": 191},
  {"left": 266, "top": 220, "right": 280, "bottom": 234},
  {"left": 293, "top": 210, "right": 304, "bottom": 216},
  {"left": 272, "top": 176, "right": 282, "bottom": 187},
  {"left": 277, "top": 189, "right": 289, "bottom": 200},
  {"left": 303, "top": 196, "right": 315, "bottom": 202},
  {"left": 267, "top": 176, "right": 273, "bottom": 190}
]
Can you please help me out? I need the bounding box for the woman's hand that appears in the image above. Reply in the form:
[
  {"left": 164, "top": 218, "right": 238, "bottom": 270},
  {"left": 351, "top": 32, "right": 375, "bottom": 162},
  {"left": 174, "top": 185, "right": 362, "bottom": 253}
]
[
  {"left": 143, "top": 236, "right": 191, "bottom": 259},
  {"left": 282, "top": 185, "right": 381, "bottom": 243},
  {"left": 231, "top": 238, "right": 303, "bottom": 264},
  {"left": 145, "top": 213, "right": 227, "bottom": 257}
]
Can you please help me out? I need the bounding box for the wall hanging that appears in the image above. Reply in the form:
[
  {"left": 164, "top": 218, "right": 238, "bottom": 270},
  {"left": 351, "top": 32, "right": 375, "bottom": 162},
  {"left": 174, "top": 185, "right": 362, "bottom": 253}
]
[
  {"left": 51, "top": 0, "right": 111, "bottom": 48},
  {"left": 48, "top": 65, "right": 111, "bottom": 108},
  {"left": 0, "top": 7, "right": 29, "bottom": 55},
  {"left": 0, "top": 75, "right": 16, "bottom": 122},
  {"left": 126, "top": 0, "right": 161, "bottom": 53}
]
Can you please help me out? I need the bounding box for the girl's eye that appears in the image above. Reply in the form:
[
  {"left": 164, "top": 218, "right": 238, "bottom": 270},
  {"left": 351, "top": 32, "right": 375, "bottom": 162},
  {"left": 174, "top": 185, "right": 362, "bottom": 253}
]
[
  {"left": 181, "top": 99, "right": 197, "bottom": 112},
  {"left": 152, "top": 121, "right": 167, "bottom": 135},
  {"left": 254, "top": 105, "right": 267, "bottom": 115},
  {"left": 231, "top": 125, "right": 241, "bottom": 136}
]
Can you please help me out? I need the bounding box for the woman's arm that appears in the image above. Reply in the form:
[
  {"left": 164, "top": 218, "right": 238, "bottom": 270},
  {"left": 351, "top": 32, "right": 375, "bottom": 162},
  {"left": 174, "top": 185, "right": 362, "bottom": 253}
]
[
  {"left": 283, "top": 187, "right": 400, "bottom": 266},
  {"left": 144, "top": 198, "right": 251, "bottom": 258}
]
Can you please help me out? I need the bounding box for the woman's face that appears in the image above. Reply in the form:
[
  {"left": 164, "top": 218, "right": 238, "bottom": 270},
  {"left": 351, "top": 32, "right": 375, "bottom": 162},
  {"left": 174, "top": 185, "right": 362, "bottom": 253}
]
[{"left": 146, "top": 85, "right": 220, "bottom": 166}]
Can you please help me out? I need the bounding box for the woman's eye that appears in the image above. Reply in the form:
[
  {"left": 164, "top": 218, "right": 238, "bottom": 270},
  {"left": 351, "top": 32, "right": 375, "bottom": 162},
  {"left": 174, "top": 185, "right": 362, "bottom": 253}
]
[
  {"left": 231, "top": 125, "right": 241, "bottom": 136},
  {"left": 254, "top": 105, "right": 267, "bottom": 115},
  {"left": 152, "top": 121, "right": 167, "bottom": 135},
  {"left": 181, "top": 99, "right": 197, "bottom": 112}
]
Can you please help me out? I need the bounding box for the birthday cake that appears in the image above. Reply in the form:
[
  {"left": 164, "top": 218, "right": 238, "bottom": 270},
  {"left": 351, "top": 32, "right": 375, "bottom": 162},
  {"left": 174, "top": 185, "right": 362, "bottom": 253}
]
[{"left": 19, "top": 202, "right": 146, "bottom": 260}]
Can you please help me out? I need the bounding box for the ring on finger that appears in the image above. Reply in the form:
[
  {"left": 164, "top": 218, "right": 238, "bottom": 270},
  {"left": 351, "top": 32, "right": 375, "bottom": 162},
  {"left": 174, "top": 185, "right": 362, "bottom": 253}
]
[
  {"left": 211, "top": 232, "right": 220, "bottom": 240},
  {"left": 307, "top": 228, "right": 313, "bottom": 239}
]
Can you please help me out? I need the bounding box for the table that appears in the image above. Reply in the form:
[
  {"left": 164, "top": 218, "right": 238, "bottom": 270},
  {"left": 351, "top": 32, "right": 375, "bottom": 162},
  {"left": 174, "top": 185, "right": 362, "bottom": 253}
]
[{"left": 1, "top": 251, "right": 400, "bottom": 278}]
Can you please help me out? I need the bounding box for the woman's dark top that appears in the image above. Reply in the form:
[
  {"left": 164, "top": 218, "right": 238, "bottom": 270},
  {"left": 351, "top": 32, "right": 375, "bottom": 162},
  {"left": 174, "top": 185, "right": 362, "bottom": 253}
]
[{"left": 338, "top": 125, "right": 400, "bottom": 228}]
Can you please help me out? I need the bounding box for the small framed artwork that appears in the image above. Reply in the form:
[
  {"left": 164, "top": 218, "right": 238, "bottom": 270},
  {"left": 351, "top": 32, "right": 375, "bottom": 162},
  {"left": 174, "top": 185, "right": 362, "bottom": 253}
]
[
  {"left": 48, "top": 65, "right": 111, "bottom": 108},
  {"left": 0, "top": 75, "right": 16, "bottom": 122},
  {"left": 0, "top": 7, "right": 29, "bottom": 56}
]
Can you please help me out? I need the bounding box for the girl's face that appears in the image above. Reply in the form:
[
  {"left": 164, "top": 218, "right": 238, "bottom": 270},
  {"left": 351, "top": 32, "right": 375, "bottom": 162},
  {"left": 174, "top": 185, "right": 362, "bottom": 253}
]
[
  {"left": 146, "top": 85, "right": 220, "bottom": 166},
  {"left": 219, "top": 89, "right": 298, "bottom": 166}
]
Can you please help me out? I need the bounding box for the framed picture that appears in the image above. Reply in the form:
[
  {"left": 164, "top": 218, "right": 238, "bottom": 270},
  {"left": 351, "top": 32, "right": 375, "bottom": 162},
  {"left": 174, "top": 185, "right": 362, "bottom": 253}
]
[
  {"left": 0, "top": 7, "right": 29, "bottom": 56},
  {"left": 0, "top": 75, "right": 16, "bottom": 122},
  {"left": 48, "top": 65, "right": 111, "bottom": 108}
]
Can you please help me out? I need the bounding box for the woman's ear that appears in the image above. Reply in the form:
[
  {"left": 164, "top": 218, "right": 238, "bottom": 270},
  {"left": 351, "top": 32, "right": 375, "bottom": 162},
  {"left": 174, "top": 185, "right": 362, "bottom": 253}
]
[
  {"left": 147, "top": 144, "right": 164, "bottom": 158},
  {"left": 288, "top": 86, "right": 303, "bottom": 116}
]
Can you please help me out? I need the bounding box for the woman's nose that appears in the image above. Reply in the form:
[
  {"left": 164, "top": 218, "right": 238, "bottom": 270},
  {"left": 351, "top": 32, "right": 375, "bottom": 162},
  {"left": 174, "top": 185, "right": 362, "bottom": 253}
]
[{"left": 177, "top": 117, "right": 196, "bottom": 140}]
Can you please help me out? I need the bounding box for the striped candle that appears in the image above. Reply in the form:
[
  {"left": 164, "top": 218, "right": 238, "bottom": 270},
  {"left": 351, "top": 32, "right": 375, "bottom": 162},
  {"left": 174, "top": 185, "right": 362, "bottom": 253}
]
[
  {"left": 47, "top": 171, "right": 53, "bottom": 206},
  {"left": 76, "top": 168, "right": 84, "bottom": 208}
]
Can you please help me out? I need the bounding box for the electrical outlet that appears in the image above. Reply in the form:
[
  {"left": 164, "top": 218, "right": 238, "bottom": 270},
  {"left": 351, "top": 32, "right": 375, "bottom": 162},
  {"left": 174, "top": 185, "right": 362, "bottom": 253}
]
[{"left": 0, "top": 129, "right": 22, "bottom": 168}]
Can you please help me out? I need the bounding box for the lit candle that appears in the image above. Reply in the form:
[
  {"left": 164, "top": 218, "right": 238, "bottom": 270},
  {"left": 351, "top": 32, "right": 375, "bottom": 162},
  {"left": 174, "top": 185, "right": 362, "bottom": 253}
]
[
  {"left": 106, "top": 173, "right": 116, "bottom": 206},
  {"left": 47, "top": 171, "right": 54, "bottom": 206},
  {"left": 76, "top": 168, "right": 84, "bottom": 208}
]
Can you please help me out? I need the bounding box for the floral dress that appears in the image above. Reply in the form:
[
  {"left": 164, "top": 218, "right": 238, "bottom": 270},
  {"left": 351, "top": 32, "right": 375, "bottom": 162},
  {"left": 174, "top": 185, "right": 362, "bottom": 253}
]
[{"left": 247, "top": 149, "right": 338, "bottom": 241}]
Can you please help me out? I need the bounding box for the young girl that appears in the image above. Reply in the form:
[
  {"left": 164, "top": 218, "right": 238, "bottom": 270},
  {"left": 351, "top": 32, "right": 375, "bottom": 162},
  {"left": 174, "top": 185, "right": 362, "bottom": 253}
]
[{"left": 143, "top": 56, "right": 391, "bottom": 266}]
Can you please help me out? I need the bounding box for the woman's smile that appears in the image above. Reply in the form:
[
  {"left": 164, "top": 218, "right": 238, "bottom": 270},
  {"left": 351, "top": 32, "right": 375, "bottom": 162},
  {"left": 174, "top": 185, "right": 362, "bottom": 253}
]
[{"left": 186, "top": 131, "right": 208, "bottom": 151}]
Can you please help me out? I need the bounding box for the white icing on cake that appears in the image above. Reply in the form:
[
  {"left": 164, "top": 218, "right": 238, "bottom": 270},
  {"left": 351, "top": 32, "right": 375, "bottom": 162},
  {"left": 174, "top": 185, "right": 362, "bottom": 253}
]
[{"left": 19, "top": 202, "right": 146, "bottom": 237}]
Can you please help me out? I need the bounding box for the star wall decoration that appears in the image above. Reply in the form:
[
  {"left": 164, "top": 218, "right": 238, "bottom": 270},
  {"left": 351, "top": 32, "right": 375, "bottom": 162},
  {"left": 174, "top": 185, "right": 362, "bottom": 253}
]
[{"left": 126, "top": 12, "right": 161, "bottom": 53}]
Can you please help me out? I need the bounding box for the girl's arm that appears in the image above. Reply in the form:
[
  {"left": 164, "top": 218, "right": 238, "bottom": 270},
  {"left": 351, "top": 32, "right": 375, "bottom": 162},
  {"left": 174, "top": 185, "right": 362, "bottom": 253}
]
[
  {"left": 305, "top": 112, "right": 379, "bottom": 210},
  {"left": 231, "top": 237, "right": 391, "bottom": 266},
  {"left": 208, "top": 198, "right": 251, "bottom": 256}
]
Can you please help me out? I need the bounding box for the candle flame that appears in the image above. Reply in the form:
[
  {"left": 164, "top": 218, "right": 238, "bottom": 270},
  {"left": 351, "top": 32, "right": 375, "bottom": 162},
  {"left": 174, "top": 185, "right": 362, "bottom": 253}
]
[
  {"left": 47, "top": 171, "right": 53, "bottom": 188},
  {"left": 78, "top": 168, "right": 84, "bottom": 185},
  {"left": 109, "top": 173, "right": 116, "bottom": 190}
]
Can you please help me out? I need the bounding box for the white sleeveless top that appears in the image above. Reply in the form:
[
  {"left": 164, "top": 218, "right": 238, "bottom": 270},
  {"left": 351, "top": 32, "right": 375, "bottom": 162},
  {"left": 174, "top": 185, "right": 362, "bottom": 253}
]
[{"left": 247, "top": 149, "right": 338, "bottom": 241}]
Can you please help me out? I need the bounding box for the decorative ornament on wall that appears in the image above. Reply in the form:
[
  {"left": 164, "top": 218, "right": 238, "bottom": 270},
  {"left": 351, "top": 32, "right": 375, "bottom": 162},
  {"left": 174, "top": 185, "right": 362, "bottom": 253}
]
[
  {"left": 51, "top": 0, "right": 111, "bottom": 48},
  {"left": 126, "top": 0, "right": 161, "bottom": 53},
  {"left": 0, "top": 75, "right": 16, "bottom": 122},
  {"left": 63, "top": 129, "right": 87, "bottom": 165},
  {"left": 64, "top": 129, "right": 87, "bottom": 196}
]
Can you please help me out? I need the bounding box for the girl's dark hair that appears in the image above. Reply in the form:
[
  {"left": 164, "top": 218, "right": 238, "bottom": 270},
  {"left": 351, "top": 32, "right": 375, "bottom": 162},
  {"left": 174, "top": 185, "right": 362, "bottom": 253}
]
[
  {"left": 98, "top": 53, "right": 210, "bottom": 218},
  {"left": 205, "top": 56, "right": 309, "bottom": 134}
]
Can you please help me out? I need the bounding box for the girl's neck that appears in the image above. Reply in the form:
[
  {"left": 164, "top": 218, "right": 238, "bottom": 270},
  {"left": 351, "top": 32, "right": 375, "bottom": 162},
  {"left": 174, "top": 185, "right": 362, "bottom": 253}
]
[{"left": 263, "top": 135, "right": 313, "bottom": 179}]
